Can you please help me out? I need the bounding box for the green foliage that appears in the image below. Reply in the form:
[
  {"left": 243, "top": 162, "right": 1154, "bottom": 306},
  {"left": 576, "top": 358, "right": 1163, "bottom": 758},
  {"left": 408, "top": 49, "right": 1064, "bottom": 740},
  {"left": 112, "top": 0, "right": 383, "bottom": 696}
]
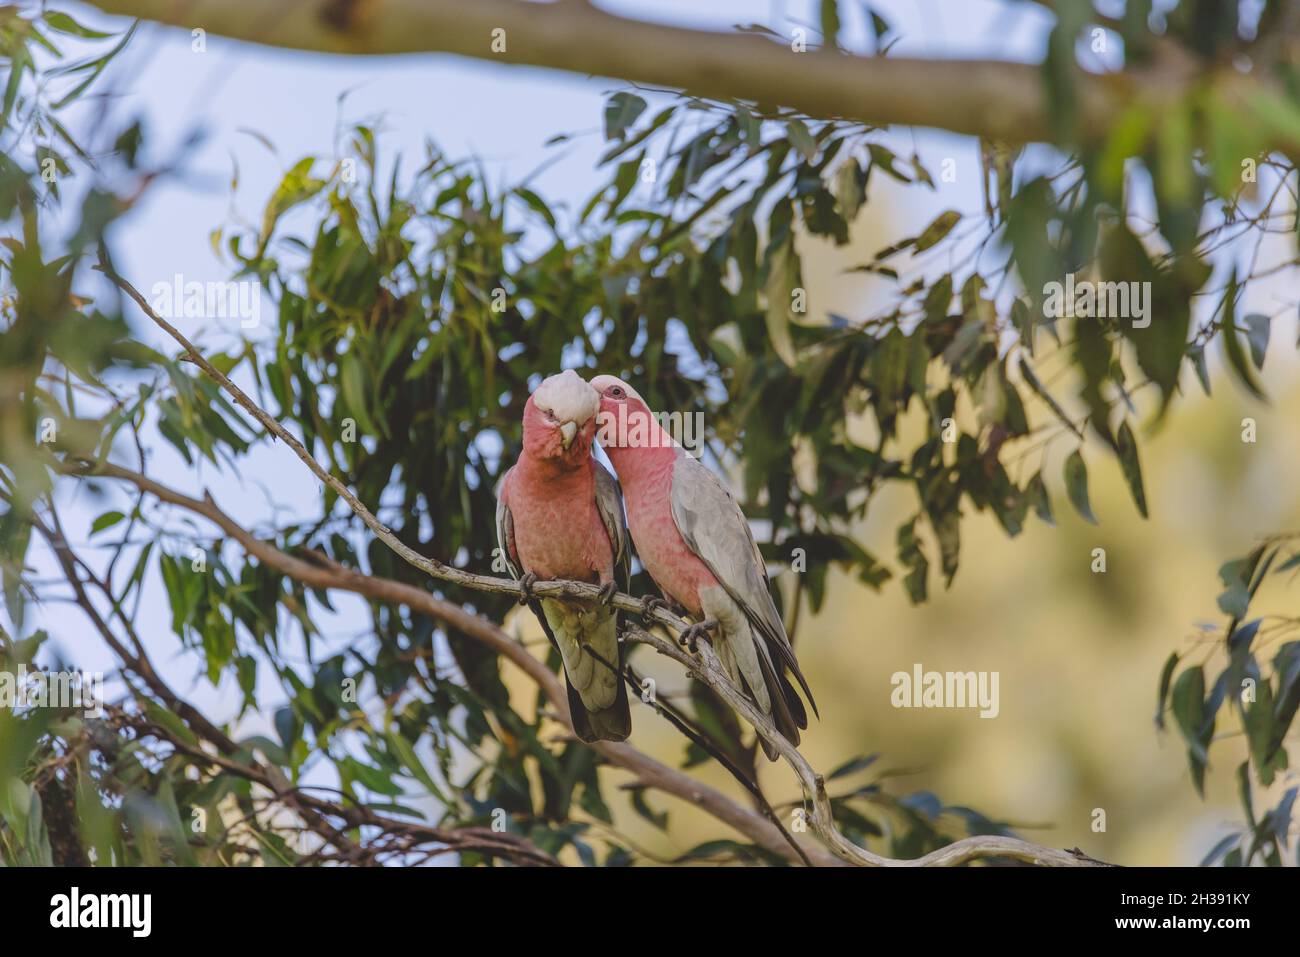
[
  {"left": 1, "top": 2, "right": 1298, "bottom": 865},
  {"left": 1161, "top": 539, "right": 1300, "bottom": 865}
]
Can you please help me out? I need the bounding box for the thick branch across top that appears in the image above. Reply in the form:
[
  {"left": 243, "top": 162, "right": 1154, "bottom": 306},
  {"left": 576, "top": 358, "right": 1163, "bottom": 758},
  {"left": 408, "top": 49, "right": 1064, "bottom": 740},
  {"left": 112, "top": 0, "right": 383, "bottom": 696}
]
[{"left": 82, "top": 0, "right": 1124, "bottom": 143}]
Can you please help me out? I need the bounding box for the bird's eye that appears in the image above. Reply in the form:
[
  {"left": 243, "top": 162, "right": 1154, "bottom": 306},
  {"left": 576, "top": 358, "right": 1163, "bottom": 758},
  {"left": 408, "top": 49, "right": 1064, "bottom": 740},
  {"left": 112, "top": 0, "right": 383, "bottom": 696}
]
[{"left": 609, "top": 387, "right": 625, "bottom": 398}]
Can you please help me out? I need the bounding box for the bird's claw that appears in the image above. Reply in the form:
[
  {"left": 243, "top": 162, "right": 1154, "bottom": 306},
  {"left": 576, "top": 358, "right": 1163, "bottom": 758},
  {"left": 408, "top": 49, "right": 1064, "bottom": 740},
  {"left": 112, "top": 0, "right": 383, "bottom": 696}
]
[
  {"left": 640, "top": 595, "right": 669, "bottom": 618},
  {"left": 679, "top": 619, "right": 717, "bottom": 654},
  {"left": 517, "top": 572, "right": 538, "bottom": 606},
  {"left": 597, "top": 581, "right": 618, "bottom": 606}
]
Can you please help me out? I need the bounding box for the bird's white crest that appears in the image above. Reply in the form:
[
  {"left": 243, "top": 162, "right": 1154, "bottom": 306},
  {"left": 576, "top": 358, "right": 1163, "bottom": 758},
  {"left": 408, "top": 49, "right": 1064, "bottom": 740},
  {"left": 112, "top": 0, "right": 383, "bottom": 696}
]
[{"left": 533, "top": 369, "right": 599, "bottom": 424}]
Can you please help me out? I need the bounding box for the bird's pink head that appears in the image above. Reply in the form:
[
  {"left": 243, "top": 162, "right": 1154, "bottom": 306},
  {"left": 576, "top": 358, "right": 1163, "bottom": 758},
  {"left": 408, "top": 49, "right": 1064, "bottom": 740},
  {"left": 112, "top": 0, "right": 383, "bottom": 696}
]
[
  {"left": 521, "top": 370, "right": 600, "bottom": 466},
  {"left": 589, "top": 375, "right": 675, "bottom": 460}
]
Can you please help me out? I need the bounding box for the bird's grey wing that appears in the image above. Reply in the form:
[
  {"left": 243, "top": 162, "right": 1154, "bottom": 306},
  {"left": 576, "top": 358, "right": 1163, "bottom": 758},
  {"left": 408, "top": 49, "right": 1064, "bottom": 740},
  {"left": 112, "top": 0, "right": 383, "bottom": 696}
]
[
  {"left": 668, "top": 453, "right": 817, "bottom": 711},
  {"left": 494, "top": 468, "right": 522, "bottom": 581},
  {"left": 669, "top": 454, "right": 782, "bottom": 636},
  {"left": 593, "top": 459, "right": 631, "bottom": 589}
]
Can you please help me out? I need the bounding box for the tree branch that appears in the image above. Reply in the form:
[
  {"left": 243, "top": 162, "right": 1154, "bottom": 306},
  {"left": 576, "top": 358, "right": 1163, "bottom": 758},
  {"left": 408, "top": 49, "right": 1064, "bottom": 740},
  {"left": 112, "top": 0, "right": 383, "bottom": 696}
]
[
  {"left": 83, "top": 0, "right": 1123, "bottom": 145},
  {"left": 86, "top": 261, "right": 1111, "bottom": 866}
]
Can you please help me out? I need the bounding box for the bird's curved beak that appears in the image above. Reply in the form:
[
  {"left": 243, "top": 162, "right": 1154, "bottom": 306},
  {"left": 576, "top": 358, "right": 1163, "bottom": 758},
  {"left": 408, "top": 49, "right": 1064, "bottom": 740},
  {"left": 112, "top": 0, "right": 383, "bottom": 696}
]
[{"left": 559, "top": 420, "right": 578, "bottom": 449}]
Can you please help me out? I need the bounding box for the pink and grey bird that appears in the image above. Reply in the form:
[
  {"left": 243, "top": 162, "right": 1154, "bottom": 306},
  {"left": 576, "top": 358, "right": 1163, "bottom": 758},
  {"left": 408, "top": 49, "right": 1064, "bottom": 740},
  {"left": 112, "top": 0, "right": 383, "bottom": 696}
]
[
  {"left": 495, "top": 370, "right": 632, "bottom": 743},
  {"left": 589, "top": 375, "right": 815, "bottom": 759}
]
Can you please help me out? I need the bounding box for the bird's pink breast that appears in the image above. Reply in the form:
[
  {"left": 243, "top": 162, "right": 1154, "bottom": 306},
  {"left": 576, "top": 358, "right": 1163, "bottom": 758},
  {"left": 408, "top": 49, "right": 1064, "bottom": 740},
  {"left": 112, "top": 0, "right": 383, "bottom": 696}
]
[
  {"left": 620, "top": 454, "right": 718, "bottom": 616},
  {"left": 506, "top": 463, "right": 612, "bottom": 583}
]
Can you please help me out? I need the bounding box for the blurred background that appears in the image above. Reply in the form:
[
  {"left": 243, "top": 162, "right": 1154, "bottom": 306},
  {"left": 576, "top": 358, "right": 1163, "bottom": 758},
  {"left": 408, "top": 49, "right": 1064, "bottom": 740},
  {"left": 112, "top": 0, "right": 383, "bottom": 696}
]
[{"left": 23, "top": 0, "right": 1297, "bottom": 865}]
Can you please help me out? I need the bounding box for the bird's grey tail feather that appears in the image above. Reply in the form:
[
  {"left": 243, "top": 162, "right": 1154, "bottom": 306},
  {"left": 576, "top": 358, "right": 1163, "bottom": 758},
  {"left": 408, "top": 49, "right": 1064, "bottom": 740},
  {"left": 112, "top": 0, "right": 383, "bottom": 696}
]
[
  {"left": 530, "top": 598, "right": 631, "bottom": 744},
  {"left": 566, "top": 676, "right": 631, "bottom": 743},
  {"left": 755, "top": 650, "right": 802, "bottom": 760}
]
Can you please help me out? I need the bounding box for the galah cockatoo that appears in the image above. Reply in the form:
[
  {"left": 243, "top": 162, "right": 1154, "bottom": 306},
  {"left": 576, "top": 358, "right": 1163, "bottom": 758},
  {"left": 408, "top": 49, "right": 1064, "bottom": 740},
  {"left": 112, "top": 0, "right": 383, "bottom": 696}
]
[
  {"left": 495, "top": 370, "right": 632, "bottom": 743},
  {"left": 589, "top": 375, "right": 815, "bottom": 759}
]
